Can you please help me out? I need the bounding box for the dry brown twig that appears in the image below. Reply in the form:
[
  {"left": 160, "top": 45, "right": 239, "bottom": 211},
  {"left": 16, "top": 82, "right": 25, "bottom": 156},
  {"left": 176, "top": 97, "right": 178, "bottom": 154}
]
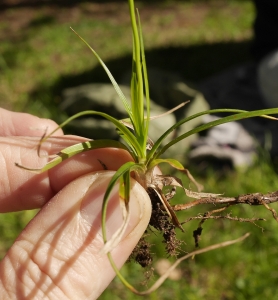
[
  {"left": 130, "top": 189, "right": 275, "bottom": 293},
  {"left": 171, "top": 190, "right": 278, "bottom": 247},
  {"left": 182, "top": 214, "right": 266, "bottom": 225},
  {"left": 172, "top": 190, "right": 278, "bottom": 219}
]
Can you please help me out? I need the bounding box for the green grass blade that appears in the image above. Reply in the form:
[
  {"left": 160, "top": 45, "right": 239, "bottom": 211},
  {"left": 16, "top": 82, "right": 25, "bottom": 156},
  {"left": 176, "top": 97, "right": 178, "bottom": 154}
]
[
  {"left": 102, "top": 166, "right": 132, "bottom": 254},
  {"left": 101, "top": 162, "right": 136, "bottom": 244},
  {"left": 130, "top": 39, "right": 140, "bottom": 132},
  {"left": 16, "top": 139, "right": 131, "bottom": 172},
  {"left": 148, "top": 158, "right": 184, "bottom": 170},
  {"left": 128, "top": 0, "right": 145, "bottom": 148},
  {"left": 155, "top": 108, "right": 278, "bottom": 159},
  {"left": 44, "top": 110, "right": 144, "bottom": 160},
  {"left": 101, "top": 161, "right": 146, "bottom": 295},
  {"left": 137, "top": 9, "right": 150, "bottom": 152},
  {"left": 107, "top": 252, "right": 139, "bottom": 294},
  {"left": 70, "top": 27, "right": 133, "bottom": 121},
  {"left": 147, "top": 108, "right": 248, "bottom": 163},
  {"left": 101, "top": 161, "right": 144, "bottom": 247},
  {"left": 147, "top": 107, "right": 278, "bottom": 163},
  {"left": 119, "top": 169, "right": 131, "bottom": 207}
]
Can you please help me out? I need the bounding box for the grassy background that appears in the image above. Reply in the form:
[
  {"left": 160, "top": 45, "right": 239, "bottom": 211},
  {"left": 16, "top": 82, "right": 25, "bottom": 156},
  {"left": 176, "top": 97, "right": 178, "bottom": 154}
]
[{"left": 1, "top": 0, "right": 278, "bottom": 299}]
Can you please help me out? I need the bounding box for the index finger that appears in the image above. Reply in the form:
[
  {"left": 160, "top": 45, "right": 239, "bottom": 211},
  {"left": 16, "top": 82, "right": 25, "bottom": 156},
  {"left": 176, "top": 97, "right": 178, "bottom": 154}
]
[{"left": 0, "top": 136, "right": 133, "bottom": 212}]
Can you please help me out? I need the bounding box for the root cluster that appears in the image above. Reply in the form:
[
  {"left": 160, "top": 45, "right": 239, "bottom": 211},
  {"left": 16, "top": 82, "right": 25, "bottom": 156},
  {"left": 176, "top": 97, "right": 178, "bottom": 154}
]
[
  {"left": 129, "top": 183, "right": 278, "bottom": 274},
  {"left": 129, "top": 187, "right": 183, "bottom": 270}
]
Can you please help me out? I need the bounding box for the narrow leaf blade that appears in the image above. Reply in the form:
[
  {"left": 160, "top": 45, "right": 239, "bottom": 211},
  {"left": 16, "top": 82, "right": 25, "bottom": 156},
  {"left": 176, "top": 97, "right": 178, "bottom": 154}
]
[
  {"left": 15, "top": 139, "right": 130, "bottom": 173},
  {"left": 70, "top": 27, "right": 133, "bottom": 121},
  {"left": 152, "top": 107, "right": 278, "bottom": 160}
]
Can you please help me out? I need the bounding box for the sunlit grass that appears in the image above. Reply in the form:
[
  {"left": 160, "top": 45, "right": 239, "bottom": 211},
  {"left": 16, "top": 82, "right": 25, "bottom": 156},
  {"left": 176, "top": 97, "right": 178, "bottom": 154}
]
[{"left": 0, "top": 1, "right": 254, "bottom": 116}]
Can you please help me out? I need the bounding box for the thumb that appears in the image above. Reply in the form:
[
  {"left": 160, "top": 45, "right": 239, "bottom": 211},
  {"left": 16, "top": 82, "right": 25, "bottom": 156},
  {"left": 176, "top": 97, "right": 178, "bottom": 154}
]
[{"left": 0, "top": 171, "right": 151, "bottom": 299}]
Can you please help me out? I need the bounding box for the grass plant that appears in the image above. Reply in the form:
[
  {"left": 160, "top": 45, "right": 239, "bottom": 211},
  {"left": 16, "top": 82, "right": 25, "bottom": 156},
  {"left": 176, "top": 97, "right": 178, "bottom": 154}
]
[{"left": 1, "top": 0, "right": 278, "bottom": 298}]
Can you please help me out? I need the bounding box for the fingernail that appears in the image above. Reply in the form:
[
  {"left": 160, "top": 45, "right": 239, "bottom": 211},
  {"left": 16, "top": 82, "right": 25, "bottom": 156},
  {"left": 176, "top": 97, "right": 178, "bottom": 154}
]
[{"left": 80, "top": 172, "right": 145, "bottom": 241}]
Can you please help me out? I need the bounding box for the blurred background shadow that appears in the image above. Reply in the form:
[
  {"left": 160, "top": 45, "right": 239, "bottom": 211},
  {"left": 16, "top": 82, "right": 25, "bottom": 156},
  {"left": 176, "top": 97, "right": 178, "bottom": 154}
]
[
  {"left": 29, "top": 40, "right": 251, "bottom": 114},
  {"left": 0, "top": 0, "right": 255, "bottom": 119}
]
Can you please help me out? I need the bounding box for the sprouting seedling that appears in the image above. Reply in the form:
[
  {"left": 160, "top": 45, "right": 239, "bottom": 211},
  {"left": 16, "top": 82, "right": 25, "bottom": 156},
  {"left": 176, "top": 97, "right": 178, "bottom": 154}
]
[{"left": 15, "top": 0, "right": 278, "bottom": 295}]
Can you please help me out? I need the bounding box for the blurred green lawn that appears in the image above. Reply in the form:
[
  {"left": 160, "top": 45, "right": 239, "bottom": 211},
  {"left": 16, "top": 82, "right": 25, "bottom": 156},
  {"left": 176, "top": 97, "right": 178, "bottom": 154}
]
[{"left": 1, "top": 1, "right": 278, "bottom": 299}]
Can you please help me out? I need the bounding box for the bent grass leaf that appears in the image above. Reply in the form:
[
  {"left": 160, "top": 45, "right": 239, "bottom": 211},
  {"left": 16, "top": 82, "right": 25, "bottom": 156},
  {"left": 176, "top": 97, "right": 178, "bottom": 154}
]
[
  {"left": 101, "top": 169, "right": 132, "bottom": 254},
  {"left": 45, "top": 110, "right": 143, "bottom": 160},
  {"left": 101, "top": 161, "right": 145, "bottom": 254},
  {"left": 70, "top": 28, "right": 132, "bottom": 121},
  {"left": 148, "top": 107, "right": 278, "bottom": 163},
  {"left": 155, "top": 108, "right": 278, "bottom": 159},
  {"left": 149, "top": 158, "right": 203, "bottom": 192},
  {"left": 101, "top": 161, "right": 136, "bottom": 246},
  {"left": 15, "top": 139, "right": 129, "bottom": 173}
]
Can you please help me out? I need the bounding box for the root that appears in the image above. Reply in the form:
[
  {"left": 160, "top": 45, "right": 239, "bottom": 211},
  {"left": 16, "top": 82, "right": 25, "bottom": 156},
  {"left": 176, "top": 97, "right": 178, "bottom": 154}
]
[
  {"left": 147, "top": 187, "right": 183, "bottom": 257},
  {"left": 128, "top": 235, "right": 153, "bottom": 268},
  {"left": 172, "top": 191, "right": 278, "bottom": 212},
  {"left": 134, "top": 233, "right": 250, "bottom": 295}
]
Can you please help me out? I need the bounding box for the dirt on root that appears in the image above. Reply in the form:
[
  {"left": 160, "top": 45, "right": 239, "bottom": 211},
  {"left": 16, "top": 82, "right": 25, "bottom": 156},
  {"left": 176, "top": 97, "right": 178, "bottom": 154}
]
[{"left": 129, "top": 187, "right": 183, "bottom": 272}]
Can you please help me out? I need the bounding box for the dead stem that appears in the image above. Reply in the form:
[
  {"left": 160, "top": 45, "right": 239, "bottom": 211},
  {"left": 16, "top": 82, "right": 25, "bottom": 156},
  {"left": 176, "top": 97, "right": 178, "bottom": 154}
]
[
  {"left": 172, "top": 191, "right": 278, "bottom": 211},
  {"left": 182, "top": 215, "right": 266, "bottom": 225},
  {"left": 193, "top": 206, "right": 230, "bottom": 247},
  {"left": 260, "top": 200, "right": 278, "bottom": 222},
  {"left": 198, "top": 206, "right": 229, "bottom": 227}
]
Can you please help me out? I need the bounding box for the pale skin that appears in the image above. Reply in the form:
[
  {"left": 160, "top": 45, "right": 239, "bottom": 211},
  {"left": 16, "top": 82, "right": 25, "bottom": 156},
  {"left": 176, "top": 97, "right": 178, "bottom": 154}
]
[{"left": 0, "top": 108, "right": 152, "bottom": 299}]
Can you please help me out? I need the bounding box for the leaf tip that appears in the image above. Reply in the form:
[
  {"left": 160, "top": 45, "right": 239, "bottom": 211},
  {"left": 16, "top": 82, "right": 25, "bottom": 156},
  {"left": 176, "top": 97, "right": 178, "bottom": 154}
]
[{"left": 14, "top": 162, "right": 42, "bottom": 174}]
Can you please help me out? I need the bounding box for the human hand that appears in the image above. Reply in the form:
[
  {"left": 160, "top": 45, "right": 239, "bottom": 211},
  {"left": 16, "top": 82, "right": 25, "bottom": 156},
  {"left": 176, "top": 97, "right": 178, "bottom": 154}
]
[{"left": 0, "top": 108, "right": 151, "bottom": 299}]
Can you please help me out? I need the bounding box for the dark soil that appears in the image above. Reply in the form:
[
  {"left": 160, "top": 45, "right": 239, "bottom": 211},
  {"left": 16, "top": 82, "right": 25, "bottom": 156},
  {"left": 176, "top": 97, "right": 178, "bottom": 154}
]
[{"left": 129, "top": 187, "right": 183, "bottom": 270}]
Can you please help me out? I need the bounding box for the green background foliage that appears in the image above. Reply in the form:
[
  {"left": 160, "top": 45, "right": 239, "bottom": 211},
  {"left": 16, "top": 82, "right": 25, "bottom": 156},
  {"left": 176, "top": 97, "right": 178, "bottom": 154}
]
[{"left": 1, "top": 1, "right": 278, "bottom": 299}]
